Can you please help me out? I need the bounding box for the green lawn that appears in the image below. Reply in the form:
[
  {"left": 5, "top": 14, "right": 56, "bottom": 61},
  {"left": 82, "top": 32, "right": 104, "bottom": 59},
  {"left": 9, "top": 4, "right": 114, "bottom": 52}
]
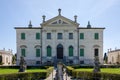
[
  {"left": 75, "top": 68, "right": 120, "bottom": 74},
  {"left": 0, "top": 68, "right": 47, "bottom": 74}
]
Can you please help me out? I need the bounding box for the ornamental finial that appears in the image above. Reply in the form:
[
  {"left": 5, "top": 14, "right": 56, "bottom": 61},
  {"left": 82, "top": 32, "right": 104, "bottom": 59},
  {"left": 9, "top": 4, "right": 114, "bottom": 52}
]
[
  {"left": 87, "top": 21, "right": 91, "bottom": 28},
  {"left": 74, "top": 15, "right": 77, "bottom": 23},
  {"left": 42, "top": 15, "right": 46, "bottom": 23},
  {"left": 28, "top": 20, "right": 32, "bottom": 28},
  {"left": 58, "top": 8, "right": 61, "bottom": 15}
]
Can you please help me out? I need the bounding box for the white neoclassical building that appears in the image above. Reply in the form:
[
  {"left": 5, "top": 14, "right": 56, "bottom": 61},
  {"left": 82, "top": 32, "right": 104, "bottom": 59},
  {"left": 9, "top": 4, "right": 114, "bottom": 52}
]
[
  {"left": 0, "top": 49, "right": 13, "bottom": 65},
  {"left": 108, "top": 49, "right": 120, "bottom": 64},
  {"left": 15, "top": 9, "right": 105, "bottom": 66}
]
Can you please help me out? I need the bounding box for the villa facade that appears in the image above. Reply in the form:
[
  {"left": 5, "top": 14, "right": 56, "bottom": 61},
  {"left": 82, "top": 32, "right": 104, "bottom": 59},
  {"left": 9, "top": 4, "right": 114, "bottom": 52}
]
[{"left": 15, "top": 9, "right": 105, "bottom": 66}]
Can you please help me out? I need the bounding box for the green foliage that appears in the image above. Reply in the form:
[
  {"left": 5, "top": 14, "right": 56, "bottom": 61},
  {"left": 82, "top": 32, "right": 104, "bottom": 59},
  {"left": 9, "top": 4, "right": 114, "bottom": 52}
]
[
  {"left": 0, "top": 67, "right": 54, "bottom": 80},
  {"left": 12, "top": 54, "right": 16, "bottom": 64},
  {"left": 67, "top": 66, "right": 120, "bottom": 80}
]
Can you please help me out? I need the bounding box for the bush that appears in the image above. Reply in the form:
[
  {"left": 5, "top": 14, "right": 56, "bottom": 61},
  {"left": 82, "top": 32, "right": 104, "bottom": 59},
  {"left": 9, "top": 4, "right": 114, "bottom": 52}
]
[
  {"left": 0, "top": 67, "right": 54, "bottom": 80},
  {"left": 66, "top": 66, "right": 74, "bottom": 76},
  {"left": 67, "top": 66, "right": 120, "bottom": 80},
  {"left": 0, "top": 72, "right": 47, "bottom": 80}
]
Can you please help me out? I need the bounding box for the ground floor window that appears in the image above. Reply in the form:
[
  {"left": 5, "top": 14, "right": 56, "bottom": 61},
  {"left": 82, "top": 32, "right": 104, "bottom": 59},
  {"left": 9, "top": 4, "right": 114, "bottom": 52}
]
[
  {"left": 69, "top": 46, "right": 73, "bottom": 56},
  {"left": 21, "top": 48, "right": 26, "bottom": 57},
  {"left": 36, "top": 61, "right": 40, "bottom": 64},
  {"left": 80, "top": 60, "right": 84, "bottom": 64},
  {"left": 36, "top": 49, "right": 40, "bottom": 57},
  {"left": 47, "top": 46, "right": 51, "bottom": 57},
  {"left": 80, "top": 48, "right": 84, "bottom": 56},
  {"left": 94, "top": 48, "right": 99, "bottom": 56}
]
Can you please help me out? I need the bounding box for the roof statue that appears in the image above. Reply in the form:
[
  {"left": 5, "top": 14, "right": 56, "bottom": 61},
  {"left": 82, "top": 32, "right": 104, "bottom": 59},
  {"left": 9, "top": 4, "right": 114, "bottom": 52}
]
[
  {"left": 87, "top": 21, "right": 91, "bottom": 28},
  {"left": 42, "top": 15, "right": 46, "bottom": 23},
  {"left": 74, "top": 15, "right": 77, "bottom": 23},
  {"left": 28, "top": 20, "right": 32, "bottom": 28},
  {"left": 58, "top": 8, "right": 61, "bottom": 16}
]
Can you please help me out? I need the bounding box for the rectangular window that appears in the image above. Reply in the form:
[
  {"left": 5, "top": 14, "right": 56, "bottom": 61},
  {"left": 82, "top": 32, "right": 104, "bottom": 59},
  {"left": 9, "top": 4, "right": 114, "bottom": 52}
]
[
  {"left": 58, "top": 33, "right": 62, "bottom": 39},
  {"left": 94, "top": 49, "right": 99, "bottom": 56},
  {"left": 80, "top": 49, "right": 84, "bottom": 56},
  {"left": 36, "top": 61, "right": 40, "bottom": 64},
  {"left": 47, "top": 47, "right": 51, "bottom": 57},
  {"left": 94, "top": 33, "right": 99, "bottom": 39},
  {"left": 80, "top": 33, "right": 84, "bottom": 39},
  {"left": 21, "top": 33, "right": 25, "bottom": 40},
  {"left": 36, "top": 49, "right": 40, "bottom": 57},
  {"left": 21, "top": 49, "right": 25, "bottom": 57},
  {"left": 69, "top": 47, "right": 73, "bottom": 56},
  {"left": 36, "top": 33, "right": 40, "bottom": 39},
  {"left": 47, "top": 33, "right": 51, "bottom": 39},
  {"left": 69, "top": 33, "right": 73, "bottom": 39},
  {"left": 80, "top": 61, "right": 84, "bottom": 64}
]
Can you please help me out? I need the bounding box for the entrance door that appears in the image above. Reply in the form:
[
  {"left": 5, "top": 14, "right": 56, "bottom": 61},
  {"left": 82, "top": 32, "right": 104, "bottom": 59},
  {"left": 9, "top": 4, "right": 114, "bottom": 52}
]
[{"left": 57, "top": 44, "right": 63, "bottom": 59}]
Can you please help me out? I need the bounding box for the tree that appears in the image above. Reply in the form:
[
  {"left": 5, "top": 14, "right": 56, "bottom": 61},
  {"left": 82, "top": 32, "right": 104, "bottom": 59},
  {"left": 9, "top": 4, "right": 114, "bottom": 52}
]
[
  {"left": 12, "top": 54, "right": 16, "bottom": 64},
  {"left": 103, "top": 53, "right": 108, "bottom": 64}
]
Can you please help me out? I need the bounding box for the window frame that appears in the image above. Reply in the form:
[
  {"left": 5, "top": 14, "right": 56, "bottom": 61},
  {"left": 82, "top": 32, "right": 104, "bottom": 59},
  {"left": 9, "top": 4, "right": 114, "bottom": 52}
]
[
  {"left": 69, "top": 46, "right": 73, "bottom": 56},
  {"left": 47, "top": 46, "right": 52, "bottom": 57},
  {"left": 57, "top": 33, "right": 63, "bottom": 39},
  {"left": 94, "top": 48, "right": 99, "bottom": 56},
  {"left": 36, "top": 33, "right": 40, "bottom": 39},
  {"left": 80, "top": 48, "right": 84, "bottom": 56},
  {"left": 21, "top": 48, "right": 26, "bottom": 57},
  {"left": 47, "top": 33, "right": 51, "bottom": 39},
  {"left": 36, "top": 49, "right": 40, "bottom": 57},
  {"left": 21, "top": 33, "right": 25, "bottom": 40},
  {"left": 69, "top": 33, "right": 73, "bottom": 39},
  {"left": 80, "top": 33, "right": 84, "bottom": 39},
  {"left": 94, "top": 33, "right": 99, "bottom": 40}
]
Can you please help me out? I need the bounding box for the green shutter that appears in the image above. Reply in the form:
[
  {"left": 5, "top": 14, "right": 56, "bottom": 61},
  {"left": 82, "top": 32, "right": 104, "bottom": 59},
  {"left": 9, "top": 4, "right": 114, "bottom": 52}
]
[
  {"left": 36, "top": 33, "right": 40, "bottom": 39},
  {"left": 69, "top": 47, "right": 73, "bottom": 56},
  {"left": 95, "top": 33, "right": 99, "bottom": 39},
  {"left": 21, "top": 49, "right": 25, "bottom": 57},
  {"left": 21, "top": 33, "right": 25, "bottom": 39},
  {"left": 80, "top": 33, "right": 84, "bottom": 39},
  {"left": 36, "top": 49, "right": 40, "bottom": 57},
  {"left": 80, "top": 49, "right": 84, "bottom": 56},
  {"left": 47, "top": 47, "right": 51, "bottom": 57}
]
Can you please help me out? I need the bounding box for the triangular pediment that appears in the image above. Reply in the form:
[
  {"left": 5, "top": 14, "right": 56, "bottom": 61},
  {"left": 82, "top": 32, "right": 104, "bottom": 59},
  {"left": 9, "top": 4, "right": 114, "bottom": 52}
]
[{"left": 41, "top": 15, "right": 79, "bottom": 27}]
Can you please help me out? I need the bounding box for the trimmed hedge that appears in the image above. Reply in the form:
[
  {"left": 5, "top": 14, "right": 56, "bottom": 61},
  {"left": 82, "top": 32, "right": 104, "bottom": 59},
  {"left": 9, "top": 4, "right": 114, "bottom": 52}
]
[
  {"left": 66, "top": 66, "right": 120, "bottom": 80},
  {"left": 0, "top": 67, "right": 54, "bottom": 80}
]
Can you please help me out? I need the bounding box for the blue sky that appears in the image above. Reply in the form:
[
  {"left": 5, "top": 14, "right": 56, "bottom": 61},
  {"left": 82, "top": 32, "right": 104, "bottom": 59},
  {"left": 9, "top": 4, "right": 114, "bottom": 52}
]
[{"left": 0, "top": 0, "right": 120, "bottom": 54}]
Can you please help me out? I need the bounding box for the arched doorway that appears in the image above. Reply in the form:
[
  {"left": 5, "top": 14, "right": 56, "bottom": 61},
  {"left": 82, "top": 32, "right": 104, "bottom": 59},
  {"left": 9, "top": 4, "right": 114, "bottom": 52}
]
[{"left": 57, "top": 44, "right": 63, "bottom": 59}]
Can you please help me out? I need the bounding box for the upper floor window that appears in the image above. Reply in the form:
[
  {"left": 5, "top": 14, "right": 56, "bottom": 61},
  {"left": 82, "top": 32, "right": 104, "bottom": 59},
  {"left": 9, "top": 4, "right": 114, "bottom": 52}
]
[
  {"left": 58, "top": 33, "right": 62, "bottom": 39},
  {"left": 47, "top": 33, "right": 51, "bottom": 39},
  {"left": 94, "top": 33, "right": 99, "bottom": 39},
  {"left": 69, "top": 33, "right": 73, "bottom": 39},
  {"left": 21, "top": 33, "right": 25, "bottom": 40},
  {"left": 80, "top": 33, "right": 84, "bottom": 39},
  {"left": 36, "top": 33, "right": 40, "bottom": 39}
]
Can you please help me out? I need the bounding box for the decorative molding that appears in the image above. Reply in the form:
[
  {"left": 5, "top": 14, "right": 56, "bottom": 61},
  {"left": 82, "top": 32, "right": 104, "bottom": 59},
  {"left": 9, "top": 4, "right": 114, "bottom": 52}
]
[
  {"left": 93, "top": 45, "right": 100, "bottom": 48},
  {"left": 20, "top": 45, "right": 27, "bottom": 48},
  {"left": 42, "top": 29, "right": 46, "bottom": 32},
  {"left": 51, "top": 30, "right": 56, "bottom": 32},
  {"left": 80, "top": 45, "right": 85, "bottom": 48},
  {"left": 64, "top": 30, "right": 68, "bottom": 32}
]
